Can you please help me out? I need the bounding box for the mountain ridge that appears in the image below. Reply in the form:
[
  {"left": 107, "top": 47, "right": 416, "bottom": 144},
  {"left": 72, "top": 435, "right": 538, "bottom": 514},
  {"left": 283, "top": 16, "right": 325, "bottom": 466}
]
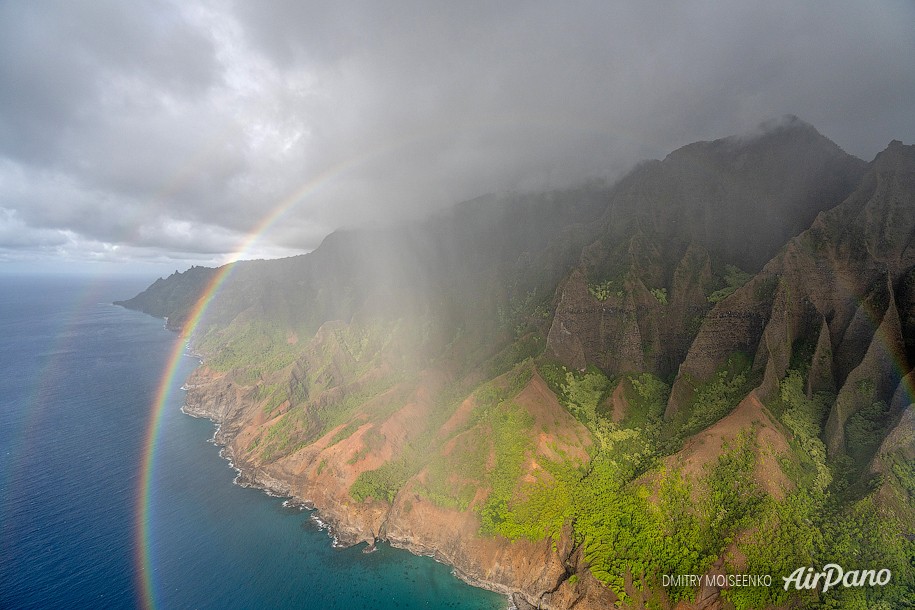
[{"left": 118, "top": 122, "right": 914, "bottom": 609}]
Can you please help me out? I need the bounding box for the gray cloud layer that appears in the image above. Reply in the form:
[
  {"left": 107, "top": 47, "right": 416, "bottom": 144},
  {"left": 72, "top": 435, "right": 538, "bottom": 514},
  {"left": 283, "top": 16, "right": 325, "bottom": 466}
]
[{"left": 1, "top": 0, "right": 914, "bottom": 271}]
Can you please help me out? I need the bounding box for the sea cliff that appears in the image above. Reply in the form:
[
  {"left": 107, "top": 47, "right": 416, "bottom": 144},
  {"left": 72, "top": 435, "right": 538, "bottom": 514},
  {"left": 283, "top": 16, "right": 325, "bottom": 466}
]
[
  {"left": 181, "top": 364, "right": 616, "bottom": 610},
  {"left": 121, "top": 125, "right": 915, "bottom": 609}
]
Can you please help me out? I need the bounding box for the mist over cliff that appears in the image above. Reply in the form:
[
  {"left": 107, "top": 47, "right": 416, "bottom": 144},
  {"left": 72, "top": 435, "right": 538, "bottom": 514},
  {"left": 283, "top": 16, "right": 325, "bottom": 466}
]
[{"left": 119, "top": 121, "right": 915, "bottom": 609}]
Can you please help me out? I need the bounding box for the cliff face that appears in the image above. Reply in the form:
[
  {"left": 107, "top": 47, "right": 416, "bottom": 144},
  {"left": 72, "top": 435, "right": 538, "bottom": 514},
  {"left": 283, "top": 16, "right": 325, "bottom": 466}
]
[
  {"left": 669, "top": 141, "right": 915, "bottom": 461},
  {"left": 120, "top": 123, "right": 915, "bottom": 609},
  {"left": 115, "top": 265, "right": 217, "bottom": 330},
  {"left": 183, "top": 363, "right": 613, "bottom": 609},
  {"left": 546, "top": 119, "right": 866, "bottom": 380}
]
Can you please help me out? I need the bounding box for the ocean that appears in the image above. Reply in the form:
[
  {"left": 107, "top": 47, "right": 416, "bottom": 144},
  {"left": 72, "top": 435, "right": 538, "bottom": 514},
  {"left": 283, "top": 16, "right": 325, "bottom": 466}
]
[{"left": 0, "top": 274, "right": 506, "bottom": 609}]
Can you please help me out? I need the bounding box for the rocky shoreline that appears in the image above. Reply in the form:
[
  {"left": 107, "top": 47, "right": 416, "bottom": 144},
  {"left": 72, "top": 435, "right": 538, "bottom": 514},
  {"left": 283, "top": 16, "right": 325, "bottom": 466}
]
[
  {"left": 182, "top": 395, "right": 526, "bottom": 607},
  {"left": 178, "top": 367, "right": 607, "bottom": 610}
]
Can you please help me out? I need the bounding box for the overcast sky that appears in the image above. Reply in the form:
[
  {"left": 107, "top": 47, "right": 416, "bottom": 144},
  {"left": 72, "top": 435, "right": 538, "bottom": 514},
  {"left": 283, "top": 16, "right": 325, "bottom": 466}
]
[{"left": 1, "top": 0, "right": 914, "bottom": 275}]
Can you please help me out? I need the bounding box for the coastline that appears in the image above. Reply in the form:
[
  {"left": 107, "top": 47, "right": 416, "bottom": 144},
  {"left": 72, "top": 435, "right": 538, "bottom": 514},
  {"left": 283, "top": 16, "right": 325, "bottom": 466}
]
[
  {"left": 114, "top": 301, "right": 640, "bottom": 610},
  {"left": 179, "top": 379, "right": 556, "bottom": 610},
  {"left": 116, "top": 290, "right": 609, "bottom": 610}
]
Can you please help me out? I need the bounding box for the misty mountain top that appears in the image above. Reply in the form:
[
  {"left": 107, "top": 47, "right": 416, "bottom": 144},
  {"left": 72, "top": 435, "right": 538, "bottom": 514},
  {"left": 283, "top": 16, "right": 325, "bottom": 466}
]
[
  {"left": 117, "top": 123, "right": 915, "bottom": 609},
  {"left": 2, "top": 1, "right": 913, "bottom": 273}
]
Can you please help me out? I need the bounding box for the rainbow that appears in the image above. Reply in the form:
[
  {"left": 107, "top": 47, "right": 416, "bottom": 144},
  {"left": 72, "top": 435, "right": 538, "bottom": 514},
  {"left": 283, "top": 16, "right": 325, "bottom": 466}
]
[
  {"left": 845, "top": 272, "right": 915, "bottom": 408},
  {"left": 132, "top": 128, "right": 915, "bottom": 609},
  {"left": 132, "top": 125, "right": 454, "bottom": 604},
  {"left": 133, "top": 156, "right": 363, "bottom": 609},
  {"left": 130, "top": 120, "right": 527, "bottom": 604},
  {"left": 134, "top": 262, "right": 228, "bottom": 610}
]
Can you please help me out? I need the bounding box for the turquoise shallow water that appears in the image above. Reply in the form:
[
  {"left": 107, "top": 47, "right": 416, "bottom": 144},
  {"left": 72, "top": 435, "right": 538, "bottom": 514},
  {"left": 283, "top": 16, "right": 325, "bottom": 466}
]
[{"left": 0, "top": 274, "right": 506, "bottom": 609}]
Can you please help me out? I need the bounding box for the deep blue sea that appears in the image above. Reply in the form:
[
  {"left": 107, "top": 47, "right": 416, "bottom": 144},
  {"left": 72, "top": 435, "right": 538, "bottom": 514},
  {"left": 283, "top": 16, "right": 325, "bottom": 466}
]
[{"left": 0, "top": 274, "right": 505, "bottom": 610}]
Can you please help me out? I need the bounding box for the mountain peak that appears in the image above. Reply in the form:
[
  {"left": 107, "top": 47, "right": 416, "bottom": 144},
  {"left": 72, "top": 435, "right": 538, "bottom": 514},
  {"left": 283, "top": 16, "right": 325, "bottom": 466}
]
[
  {"left": 875, "top": 138, "right": 914, "bottom": 165},
  {"left": 662, "top": 116, "right": 849, "bottom": 167},
  {"left": 720, "top": 114, "right": 834, "bottom": 152},
  {"left": 755, "top": 113, "right": 814, "bottom": 133}
]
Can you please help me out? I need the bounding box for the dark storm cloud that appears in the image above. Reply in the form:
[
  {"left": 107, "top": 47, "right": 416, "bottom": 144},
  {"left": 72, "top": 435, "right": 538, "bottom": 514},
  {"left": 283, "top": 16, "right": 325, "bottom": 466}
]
[
  {"left": 1, "top": 0, "right": 913, "bottom": 269},
  {"left": 0, "top": 0, "right": 217, "bottom": 163}
]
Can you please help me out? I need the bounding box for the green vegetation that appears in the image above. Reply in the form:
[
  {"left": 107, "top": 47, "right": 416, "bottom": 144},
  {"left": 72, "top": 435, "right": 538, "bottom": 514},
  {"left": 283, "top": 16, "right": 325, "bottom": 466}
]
[
  {"left": 208, "top": 318, "right": 413, "bottom": 461},
  {"left": 728, "top": 474, "right": 914, "bottom": 609},
  {"left": 256, "top": 374, "right": 402, "bottom": 462},
  {"left": 500, "top": 362, "right": 908, "bottom": 606},
  {"left": 132, "top": 127, "right": 915, "bottom": 609},
  {"left": 328, "top": 420, "right": 362, "bottom": 447},
  {"left": 254, "top": 332, "right": 912, "bottom": 608},
  {"left": 254, "top": 382, "right": 291, "bottom": 415},
  {"left": 350, "top": 457, "right": 416, "bottom": 503},
  {"left": 198, "top": 320, "right": 302, "bottom": 380},
  {"left": 723, "top": 370, "right": 915, "bottom": 609},
  {"left": 472, "top": 363, "right": 535, "bottom": 421},
  {"left": 672, "top": 352, "right": 753, "bottom": 441},
  {"left": 318, "top": 376, "right": 403, "bottom": 436},
  {"left": 778, "top": 371, "right": 832, "bottom": 492},
  {"left": 480, "top": 363, "right": 745, "bottom": 600},
  {"left": 483, "top": 333, "right": 545, "bottom": 380},
  {"left": 561, "top": 368, "right": 610, "bottom": 426},
  {"left": 332, "top": 323, "right": 375, "bottom": 361},
  {"left": 588, "top": 278, "right": 624, "bottom": 301},
  {"left": 540, "top": 365, "right": 667, "bottom": 472},
  {"left": 207, "top": 298, "right": 909, "bottom": 607},
  {"left": 350, "top": 361, "right": 535, "bottom": 507},
  {"left": 845, "top": 399, "right": 890, "bottom": 464},
  {"left": 347, "top": 427, "right": 386, "bottom": 464},
  {"left": 259, "top": 408, "right": 305, "bottom": 461},
  {"left": 621, "top": 373, "right": 669, "bottom": 430},
  {"left": 498, "top": 290, "right": 550, "bottom": 336},
  {"left": 479, "top": 402, "right": 536, "bottom": 535},
  {"left": 891, "top": 457, "right": 915, "bottom": 497},
  {"left": 417, "top": 365, "right": 536, "bottom": 511},
  {"left": 487, "top": 453, "right": 581, "bottom": 541},
  {"left": 708, "top": 264, "right": 753, "bottom": 303},
  {"left": 753, "top": 275, "right": 778, "bottom": 301},
  {"left": 420, "top": 437, "right": 488, "bottom": 510},
  {"left": 705, "top": 433, "right": 765, "bottom": 532},
  {"left": 572, "top": 434, "right": 762, "bottom": 602}
]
